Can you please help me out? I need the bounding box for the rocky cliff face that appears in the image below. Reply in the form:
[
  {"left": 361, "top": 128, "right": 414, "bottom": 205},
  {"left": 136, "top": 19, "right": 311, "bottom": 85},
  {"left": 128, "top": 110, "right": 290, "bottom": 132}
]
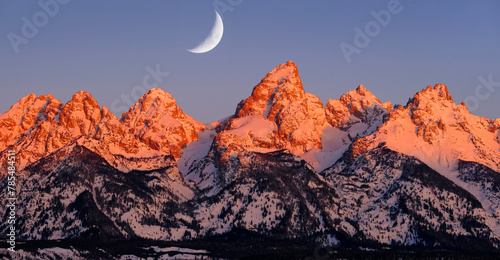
[
  {"left": 352, "top": 84, "right": 500, "bottom": 174},
  {"left": 0, "top": 93, "right": 65, "bottom": 168},
  {"left": 121, "top": 88, "right": 204, "bottom": 158},
  {"left": 0, "top": 88, "right": 204, "bottom": 174},
  {"left": 325, "top": 84, "right": 391, "bottom": 132},
  {"left": 0, "top": 62, "right": 499, "bottom": 253},
  {"left": 218, "top": 61, "right": 326, "bottom": 157}
]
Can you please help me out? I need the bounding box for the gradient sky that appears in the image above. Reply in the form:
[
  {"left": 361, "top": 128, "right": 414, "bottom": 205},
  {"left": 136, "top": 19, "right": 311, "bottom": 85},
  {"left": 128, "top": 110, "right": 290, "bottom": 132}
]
[{"left": 1, "top": 0, "right": 499, "bottom": 123}]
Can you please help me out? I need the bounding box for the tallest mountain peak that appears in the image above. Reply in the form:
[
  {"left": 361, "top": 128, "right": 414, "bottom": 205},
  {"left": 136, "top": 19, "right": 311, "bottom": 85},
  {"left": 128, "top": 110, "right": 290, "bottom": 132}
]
[
  {"left": 238, "top": 61, "right": 306, "bottom": 118},
  {"left": 224, "top": 61, "right": 324, "bottom": 157},
  {"left": 261, "top": 61, "right": 301, "bottom": 86},
  {"left": 269, "top": 60, "right": 297, "bottom": 72},
  {"left": 274, "top": 60, "right": 297, "bottom": 70}
]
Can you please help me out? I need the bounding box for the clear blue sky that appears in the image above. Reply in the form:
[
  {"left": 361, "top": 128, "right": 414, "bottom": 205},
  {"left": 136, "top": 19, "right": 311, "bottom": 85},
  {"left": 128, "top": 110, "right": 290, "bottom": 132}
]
[{"left": 1, "top": 0, "right": 499, "bottom": 122}]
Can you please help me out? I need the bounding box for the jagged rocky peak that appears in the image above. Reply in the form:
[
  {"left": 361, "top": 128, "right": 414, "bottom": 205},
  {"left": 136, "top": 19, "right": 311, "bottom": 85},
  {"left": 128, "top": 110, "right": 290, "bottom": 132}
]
[
  {"left": 59, "top": 91, "right": 102, "bottom": 136},
  {"left": 237, "top": 61, "right": 307, "bottom": 118},
  {"left": 2, "top": 63, "right": 500, "bottom": 253},
  {"left": 122, "top": 88, "right": 201, "bottom": 128},
  {"left": 5, "top": 91, "right": 105, "bottom": 168},
  {"left": 260, "top": 60, "right": 301, "bottom": 85},
  {"left": 121, "top": 88, "right": 204, "bottom": 158},
  {"left": 0, "top": 93, "right": 72, "bottom": 170},
  {"left": 0, "top": 94, "right": 62, "bottom": 150},
  {"left": 0, "top": 93, "right": 61, "bottom": 131},
  {"left": 325, "top": 84, "right": 391, "bottom": 128},
  {"left": 391, "top": 84, "right": 460, "bottom": 126},
  {"left": 219, "top": 61, "right": 325, "bottom": 157},
  {"left": 364, "top": 83, "right": 500, "bottom": 172},
  {"left": 352, "top": 84, "right": 393, "bottom": 111},
  {"left": 125, "top": 88, "right": 179, "bottom": 117},
  {"left": 411, "top": 84, "right": 454, "bottom": 106},
  {"left": 92, "top": 105, "right": 130, "bottom": 146},
  {"left": 0, "top": 89, "right": 206, "bottom": 172}
]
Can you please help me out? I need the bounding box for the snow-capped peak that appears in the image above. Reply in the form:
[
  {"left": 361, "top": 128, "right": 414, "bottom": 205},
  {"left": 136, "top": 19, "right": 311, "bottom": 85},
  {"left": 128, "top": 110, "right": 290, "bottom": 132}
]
[
  {"left": 237, "top": 61, "right": 307, "bottom": 118},
  {"left": 325, "top": 84, "right": 391, "bottom": 128},
  {"left": 125, "top": 88, "right": 178, "bottom": 115},
  {"left": 359, "top": 84, "right": 500, "bottom": 173},
  {"left": 121, "top": 88, "right": 204, "bottom": 158},
  {"left": 260, "top": 60, "right": 301, "bottom": 86},
  {"left": 346, "top": 84, "right": 391, "bottom": 110},
  {"left": 302, "top": 84, "right": 391, "bottom": 172},
  {"left": 2, "top": 62, "right": 500, "bottom": 254},
  {"left": 0, "top": 93, "right": 61, "bottom": 126},
  {"left": 59, "top": 91, "right": 101, "bottom": 136},
  {"left": 0, "top": 93, "right": 62, "bottom": 150},
  {"left": 216, "top": 61, "right": 324, "bottom": 161},
  {"left": 409, "top": 84, "right": 454, "bottom": 108},
  {"left": 0, "top": 88, "right": 206, "bottom": 173}
]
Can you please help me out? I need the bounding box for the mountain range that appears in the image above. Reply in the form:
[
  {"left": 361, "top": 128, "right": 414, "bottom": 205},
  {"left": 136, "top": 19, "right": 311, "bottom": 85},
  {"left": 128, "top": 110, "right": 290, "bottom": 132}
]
[{"left": 1, "top": 61, "right": 499, "bottom": 258}]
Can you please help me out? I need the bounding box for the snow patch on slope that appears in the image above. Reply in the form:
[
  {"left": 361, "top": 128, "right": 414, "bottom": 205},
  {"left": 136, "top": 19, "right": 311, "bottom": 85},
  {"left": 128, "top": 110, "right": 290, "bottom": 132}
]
[{"left": 300, "top": 126, "right": 350, "bottom": 172}]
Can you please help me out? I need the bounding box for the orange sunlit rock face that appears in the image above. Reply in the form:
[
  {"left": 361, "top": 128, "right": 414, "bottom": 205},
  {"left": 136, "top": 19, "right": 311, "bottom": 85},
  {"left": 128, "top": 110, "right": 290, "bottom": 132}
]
[
  {"left": 0, "top": 88, "right": 204, "bottom": 171},
  {"left": 0, "top": 62, "right": 499, "bottom": 177},
  {"left": 325, "top": 85, "right": 392, "bottom": 128},
  {"left": 356, "top": 84, "right": 500, "bottom": 173},
  {"left": 2, "top": 62, "right": 500, "bottom": 254},
  {"left": 121, "top": 88, "right": 204, "bottom": 157},
  {"left": 217, "top": 61, "right": 325, "bottom": 162}
]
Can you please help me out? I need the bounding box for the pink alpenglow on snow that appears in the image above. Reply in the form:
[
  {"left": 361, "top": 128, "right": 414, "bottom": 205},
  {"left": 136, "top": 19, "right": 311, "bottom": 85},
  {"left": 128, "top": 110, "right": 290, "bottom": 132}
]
[{"left": 1, "top": 62, "right": 498, "bottom": 178}]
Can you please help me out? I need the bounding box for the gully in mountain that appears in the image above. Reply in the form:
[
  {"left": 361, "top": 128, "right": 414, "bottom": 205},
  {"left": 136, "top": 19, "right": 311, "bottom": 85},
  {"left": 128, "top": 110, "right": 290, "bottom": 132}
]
[{"left": 0, "top": 62, "right": 499, "bottom": 258}]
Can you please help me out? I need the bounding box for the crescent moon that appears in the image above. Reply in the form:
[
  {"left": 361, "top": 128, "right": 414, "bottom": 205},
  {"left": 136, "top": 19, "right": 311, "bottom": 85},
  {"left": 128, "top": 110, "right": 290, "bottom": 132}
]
[{"left": 187, "top": 10, "right": 224, "bottom": 54}]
